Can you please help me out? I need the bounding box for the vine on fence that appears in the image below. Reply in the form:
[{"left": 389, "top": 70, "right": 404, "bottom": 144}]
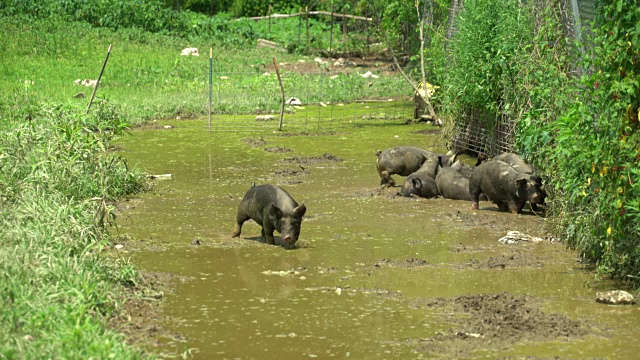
[{"left": 534, "top": 1, "right": 640, "bottom": 282}]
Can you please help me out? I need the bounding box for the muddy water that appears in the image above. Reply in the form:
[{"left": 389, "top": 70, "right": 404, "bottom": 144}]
[{"left": 116, "top": 117, "right": 640, "bottom": 359}]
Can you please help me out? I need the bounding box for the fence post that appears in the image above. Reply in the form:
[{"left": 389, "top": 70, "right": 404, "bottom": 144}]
[
  {"left": 86, "top": 44, "right": 112, "bottom": 114},
  {"left": 342, "top": 9, "right": 346, "bottom": 44},
  {"left": 298, "top": 7, "right": 302, "bottom": 45},
  {"left": 305, "top": 6, "right": 310, "bottom": 53},
  {"left": 208, "top": 48, "right": 213, "bottom": 133},
  {"left": 268, "top": 3, "right": 272, "bottom": 34},
  {"left": 273, "top": 58, "right": 285, "bottom": 131},
  {"left": 329, "top": 3, "right": 334, "bottom": 53}
]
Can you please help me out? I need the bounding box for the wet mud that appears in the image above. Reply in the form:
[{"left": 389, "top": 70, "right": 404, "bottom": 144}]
[
  {"left": 413, "top": 293, "right": 591, "bottom": 356},
  {"left": 263, "top": 146, "right": 292, "bottom": 153},
  {"left": 280, "top": 153, "right": 344, "bottom": 164},
  {"left": 113, "top": 119, "right": 640, "bottom": 359}
]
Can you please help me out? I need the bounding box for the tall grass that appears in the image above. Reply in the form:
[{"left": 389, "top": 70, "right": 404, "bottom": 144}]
[{"left": 0, "top": 94, "right": 149, "bottom": 358}]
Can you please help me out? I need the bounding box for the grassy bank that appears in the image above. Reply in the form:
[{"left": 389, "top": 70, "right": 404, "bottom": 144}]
[
  {"left": 0, "top": 98, "right": 148, "bottom": 358},
  {"left": 0, "top": 15, "right": 406, "bottom": 123}
]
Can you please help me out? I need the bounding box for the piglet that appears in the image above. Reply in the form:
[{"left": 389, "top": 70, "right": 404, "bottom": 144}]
[{"left": 232, "top": 184, "right": 306, "bottom": 247}]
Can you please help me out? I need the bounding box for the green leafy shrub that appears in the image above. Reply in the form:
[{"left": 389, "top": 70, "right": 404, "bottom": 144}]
[{"left": 530, "top": 1, "right": 640, "bottom": 282}]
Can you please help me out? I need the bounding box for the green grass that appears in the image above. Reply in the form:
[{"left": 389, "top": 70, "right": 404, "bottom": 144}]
[
  {"left": 0, "top": 99, "right": 149, "bottom": 358},
  {"left": 0, "top": 15, "right": 410, "bottom": 123}
]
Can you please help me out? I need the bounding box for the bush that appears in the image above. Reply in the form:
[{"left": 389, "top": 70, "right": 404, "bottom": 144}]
[
  {"left": 533, "top": 1, "right": 640, "bottom": 282},
  {"left": 443, "top": 0, "right": 533, "bottom": 122}
]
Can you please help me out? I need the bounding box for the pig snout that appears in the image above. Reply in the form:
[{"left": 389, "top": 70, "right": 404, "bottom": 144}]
[{"left": 529, "top": 184, "right": 546, "bottom": 204}]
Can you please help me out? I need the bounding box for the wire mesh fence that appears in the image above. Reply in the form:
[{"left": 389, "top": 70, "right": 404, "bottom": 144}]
[
  {"left": 203, "top": 70, "right": 415, "bottom": 132},
  {"left": 445, "top": 0, "right": 599, "bottom": 156}
]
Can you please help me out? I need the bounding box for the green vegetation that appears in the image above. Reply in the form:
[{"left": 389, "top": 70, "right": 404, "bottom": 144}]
[
  {"left": 0, "top": 2, "right": 413, "bottom": 356},
  {"left": 1, "top": 0, "right": 638, "bottom": 357},
  {"left": 522, "top": 2, "right": 640, "bottom": 282},
  {"left": 0, "top": 13, "right": 405, "bottom": 121},
  {"left": 0, "top": 96, "right": 148, "bottom": 357},
  {"left": 441, "top": 0, "right": 640, "bottom": 283},
  {"left": 0, "top": 0, "right": 374, "bottom": 54}
]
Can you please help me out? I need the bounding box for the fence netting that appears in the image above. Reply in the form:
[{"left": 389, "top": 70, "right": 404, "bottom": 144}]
[{"left": 446, "top": 0, "right": 598, "bottom": 157}]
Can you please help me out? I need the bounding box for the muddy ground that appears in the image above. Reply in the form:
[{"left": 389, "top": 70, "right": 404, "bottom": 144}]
[{"left": 111, "top": 129, "right": 604, "bottom": 358}]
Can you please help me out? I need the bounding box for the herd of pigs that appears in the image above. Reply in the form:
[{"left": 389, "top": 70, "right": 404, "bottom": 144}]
[{"left": 231, "top": 145, "right": 546, "bottom": 248}]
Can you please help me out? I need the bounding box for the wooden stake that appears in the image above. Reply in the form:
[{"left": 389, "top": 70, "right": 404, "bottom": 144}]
[
  {"left": 273, "top": 58, "right": 285, "bottom": 131},
  {"left": 268, "top": 3, "right": 272, "bottom": 33},
  {"left": 209, "top": 47, "right": 213, "bottom": 133},
  {"left": 329, "top": 3, "right": 334, "bottom": 53},
  {"left": 87, "top": 44, "right": 112, "bottom": 114},
  {"left": 305, "top": 6, "right": 310, "bottom": 53}
]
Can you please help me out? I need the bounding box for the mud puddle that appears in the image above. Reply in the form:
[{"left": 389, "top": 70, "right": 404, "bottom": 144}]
[{"left": 114, "top": 118, "right": 640, "bottom": 359}]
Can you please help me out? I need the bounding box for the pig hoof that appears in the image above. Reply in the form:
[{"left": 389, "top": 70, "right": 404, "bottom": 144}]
[{"left": 471, "top": 202, "right": 479, "bottom": 210}]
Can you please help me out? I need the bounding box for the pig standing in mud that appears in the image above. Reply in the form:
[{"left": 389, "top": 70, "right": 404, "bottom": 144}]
[
  {"left": 490, "top": 152, "right": 544, "bottom": 210},
  {"left": 376, "top": 146, "right": 456, "bottom": 186},
  {"left": 400, "top": 157, "right": 440, "bottom": 198},
  {"left": 469, "top": 160, "right": 546, "bottom": 214},
  {"left": 231, "top": 184, "right": 306, "bottom": 247}
]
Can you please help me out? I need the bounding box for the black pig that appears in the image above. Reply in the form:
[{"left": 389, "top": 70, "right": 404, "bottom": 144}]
[
  {"left": 436, "top": 160, "right": 485, "bottom": 201},
  {"left": 493, "top": 153, "right": 534, "bottom": 174},
  {"left": 469, "top": 161, "right": 545, "bottom": 214},
  {"left": 400, "top": 156, "right": 440, "bottom": 198},
  {"left": 376, "top": 146, "right": 456, "bottom": 186},
  {"left": 231, "top": 184, "right": 306, "bottom": 247}
]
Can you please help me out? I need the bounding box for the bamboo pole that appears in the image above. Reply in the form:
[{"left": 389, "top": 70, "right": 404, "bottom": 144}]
[
  {"left": 273, "top": 58, "right": 285, "bottom": 131},
  {"left": 86, "top": 44, "right": 112, "bottom": 114}
]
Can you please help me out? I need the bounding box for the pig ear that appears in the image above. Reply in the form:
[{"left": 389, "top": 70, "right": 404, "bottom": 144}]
[
  {"left": 450, "top": 152, "right": 458, "bottom": 163},
  {"left": 514, "top": 178, "right": 527, "bottom": 188},
  {"left": 294, "top": 203, "right": 306, "bottom": 217},
  {"left": 412, "top": 178, "right": 422, "bottom": 189},
  {"left": 268, "top": 203, "right": 283, "bottom": 218}
]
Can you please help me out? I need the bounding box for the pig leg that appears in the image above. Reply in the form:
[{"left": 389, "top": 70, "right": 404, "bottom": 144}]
[
  {"left": 470, "top": 191, "right": 480, "bottom": 210},
  {"left": 380, "top": 171, "right": 395, "bottom": 187},
  {"left": 232, "top": 210, "right": 251, "bottom": 238},
  {"left": 508, "top": 200, "right": 526, "bottom": 214},
  {"left": 262, "top": 222, "right": 276, "bottom": 245},
  {"left": 469, "top": 182, "right": 481, "bottom": 209},
  {"left": 496, "top": 201, "right": 510, "bottom": 212}
]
